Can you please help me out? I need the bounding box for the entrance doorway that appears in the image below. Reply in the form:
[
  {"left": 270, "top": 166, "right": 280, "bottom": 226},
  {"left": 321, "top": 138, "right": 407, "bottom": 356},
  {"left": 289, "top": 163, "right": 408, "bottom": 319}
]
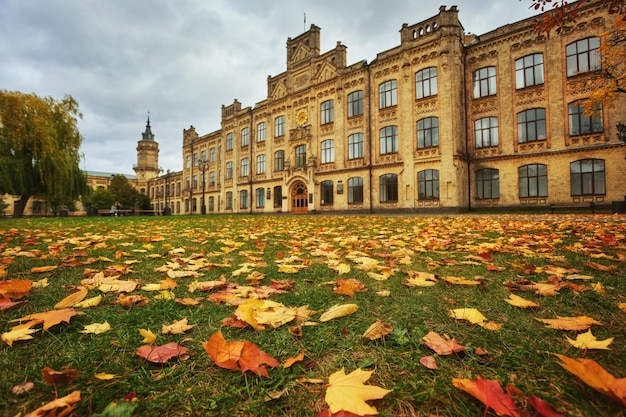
[{"left": 290, "top": 181, "right": 308, "bottom": 213}]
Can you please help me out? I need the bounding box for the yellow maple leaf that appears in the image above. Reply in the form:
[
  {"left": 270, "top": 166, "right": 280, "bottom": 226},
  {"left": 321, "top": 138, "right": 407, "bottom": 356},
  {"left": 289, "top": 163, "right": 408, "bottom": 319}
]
[
  {"left": 536, "top": 315, "right": 602, "bottom": 331},
  {"left": 79, "top": 322, "right": 112, "bottom": 335},
  {"left": 319, "top": 304, "right": 358, "bottom": 322},
  {"left": 565, "top": 329, "right": 613, "bottom": 350},
  {"left": 448, "top": 308, "right": 502, "bottom": 330},
  {"left": 1, "top": 326, "right": 39, "bottom": 346},
  {"left": 139, "top": 328, "right": 157, "bottom": 344},
  {"left": 161, "top": 318, "right": 197, "bottom": 334},
  {"left": 504, "top": 294, "right": 540, "bottom": 309},
  {"left": 362, "top": 320, "right": 393, "bottom": 341},
  {"left": 325, "top": 368, "right": 391, "bottom": 415},
  {"left": 333, "top": 263, "right": 351, "bottom": 274},
  {"left": 94, "top": 373, "right": 117, "bottom": 380}
]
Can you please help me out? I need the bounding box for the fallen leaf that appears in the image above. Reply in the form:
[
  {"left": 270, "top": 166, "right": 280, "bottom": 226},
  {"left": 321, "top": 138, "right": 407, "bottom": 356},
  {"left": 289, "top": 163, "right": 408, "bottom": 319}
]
[
  {"left": 54, "top": 287, "right": 88, "bottom": 309},
  {"left": 420, "top": 355, "right": 438, "bottom": 370},
  {"left": 536, "top": 316, "right": 602, "bottom": 331},
  {"left": 139, "top": 328, "right": 157, "bottom": 344},
  {"left": 362, "top": 320, "right": 393, "bottom": 341},
  {"left": 94, "top": 373, "right": 117, "bottom": 380},
  {"left": 136, "top": 342, "right": 189, "bottom": 363},
  {"left": 565, "top": 329, "right": 613, "bottom": 350},
  {"left": 452, "top": 375, "right": 522, "bottom": 417},
  {"left": 554, "top": 354, "right": 626, "bottom": 407},
  {"left": 527, "top": 395, "right": 566, "bottom": 417},
  {"left": 30, "top": 265, "right": 58, "bottom": 273},
  {"left": 448, "top": 308, "right": 502, "bottom": 330},
  {"left": 1, "top": 325, "right": 39, "bottom": 346},
  {"left": 79, "top": 321, "right": 112, "bottom": 335},
  {"left": 11, "top": 381, "right": 34, "bottom": 395},
  {"left": 319, "top": 304, "right": 358, "bottom": 322},
  {"left": 333, "top": 279, "right": 367, "bottom": 296},
  {"left": 423, "top": 331, "right": 466, "bottom": 355},
  {"left": 325, "top": 368, "right": 391, "bottom": 415},
  {"left": 11, "top": 308, "right": 84, "bottom": 331},
  {"left": 504, "top": 294, "right": 540, "bottom": 309},
  {"left": 23, "top": 390, "right": 80, "bottom": 417},
  {"left": 161, "top": 317, "right": 197, "bottom": 335},
  {"left": 201, "top": 331, "right": 278, "bottom": 377},
  {"left": 283, "top": 351, "right": 305, "bottom": 368},
  {"left": 74, "top": 295, "right": 102, "bottom": 308},
  {"left": 42, "top": 367, "right": 80, "bottom": 386},
  {"left": 0, "top": 278, "right": 32, "bottom": 299}
]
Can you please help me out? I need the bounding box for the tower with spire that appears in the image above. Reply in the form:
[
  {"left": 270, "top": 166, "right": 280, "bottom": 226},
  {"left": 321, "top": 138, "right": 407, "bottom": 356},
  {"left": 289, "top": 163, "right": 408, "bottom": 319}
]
[{"left": 133, "top": 114, "right": 161, "bottom": 186}]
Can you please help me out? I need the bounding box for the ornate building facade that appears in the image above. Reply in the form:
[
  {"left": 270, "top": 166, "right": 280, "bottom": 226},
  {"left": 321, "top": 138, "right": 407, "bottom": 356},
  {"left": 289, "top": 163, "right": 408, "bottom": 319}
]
[{"left": 176, "top": 1, "right": 625, "bottom": 215}]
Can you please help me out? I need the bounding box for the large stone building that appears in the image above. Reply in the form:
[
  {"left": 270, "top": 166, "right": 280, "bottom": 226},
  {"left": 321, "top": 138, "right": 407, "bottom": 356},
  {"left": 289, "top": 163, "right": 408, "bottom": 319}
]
[{"left": 174, "top": 1, "right": 625, "bottom": 215}]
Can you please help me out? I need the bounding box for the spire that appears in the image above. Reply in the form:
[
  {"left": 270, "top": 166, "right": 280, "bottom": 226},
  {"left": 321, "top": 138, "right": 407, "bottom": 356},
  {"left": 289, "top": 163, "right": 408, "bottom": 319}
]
[{"left": 142, "top": 112, "right": 154, "bottom": 141}]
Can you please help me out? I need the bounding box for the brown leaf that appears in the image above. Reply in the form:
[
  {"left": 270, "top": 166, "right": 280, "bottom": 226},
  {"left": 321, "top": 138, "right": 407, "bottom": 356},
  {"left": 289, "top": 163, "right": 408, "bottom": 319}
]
[
  {"left": 423, "top": 331, "right": 466, "bottom": 355},
  {"left": 23, "top": 390, "right": 81, "bottom": 417},
  {"left": 136, "top": 342, "right": 189, "bottom": 363},
  {"left": 362, "top": 320, "right": 393, "bottom": 341},
  {"left": 536, "top": 316, "right": 602, "bottom": 331},
  {"left": 11, "top": 308, "right": 84, "bottom": 331},
  {"left": 42, "top": 367, "right": 80, "bottom": 386}
]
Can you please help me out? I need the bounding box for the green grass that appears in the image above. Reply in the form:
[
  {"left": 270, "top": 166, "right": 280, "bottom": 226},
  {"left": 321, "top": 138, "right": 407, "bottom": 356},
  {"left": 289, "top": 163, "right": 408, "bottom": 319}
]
[{"left": 1, "top": 214, "right": 625, "bottom": 416}]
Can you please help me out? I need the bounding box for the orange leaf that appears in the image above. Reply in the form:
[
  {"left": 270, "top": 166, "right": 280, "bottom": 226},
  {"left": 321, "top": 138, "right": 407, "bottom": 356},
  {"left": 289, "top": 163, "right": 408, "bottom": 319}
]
[
  {"left": 423, "top": 331, "right": 466, "bottom": 355},
  {"left": 30, "top": 265, "right": 58, "bottom": 273},
  {"left": 11, "top": 308, "right": 84, "bottom": 331},
  {"left": 333, "top": 279, "right": 366, "bottom": 297},
  {"left": 136, "top": 342, "right": 189, "bottom": 363},
  {"left": 0, "top": 278, "right": 32, "bottom": 299},
  {"left": 238, "top": 340, "right": 280, "bottom": 377},
  {"left": 54, "top": 287, "right": 88, "bottom": 309},
  {"left": 536, "top": 316, "right": 602, "bottom": 331},
  {"left": 42, "top": 367, "right": 80, "bottom": 386},
  {"left": 202, "top": 331, "right": 244, "bottom": 371},
  {"left": 283, "top": 351, "right": 305, "bottom": 368},
  {"left": 452, "top": 375, "right": 522, "bottom": 417},
  {"left": 554, "top": 354, "right": 626, "bottom": 407},
  {"left": 527, "top": 395, "right": 566, "bottom": 417},
  {"left": 23, "top": 390, "right": 80, "bottom": 417}
]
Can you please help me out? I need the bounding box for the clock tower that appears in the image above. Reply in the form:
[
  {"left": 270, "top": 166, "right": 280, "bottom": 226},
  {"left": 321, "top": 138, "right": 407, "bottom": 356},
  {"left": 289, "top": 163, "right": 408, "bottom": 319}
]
[{"left": 133, "top": 115, "right": 161, "bottom": 185}]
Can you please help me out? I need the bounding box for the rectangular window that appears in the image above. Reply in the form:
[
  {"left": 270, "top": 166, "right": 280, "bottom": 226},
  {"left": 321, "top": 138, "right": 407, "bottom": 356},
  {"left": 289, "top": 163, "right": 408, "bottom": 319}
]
[
  {"left": 418, "top": 169, "right": 440, "bottom": 200},
  {"left": 273, "top": 186, "right": 282, "bottom": 208},
  {"left": 225, "top": 191, "right": 233, "bottom": 209},
  {"left": 201, "top": 150, "right": 206, "bottom": 163},
  {"left": 321, "top": 100, "right": 334, "bottom": 124},
  {"left": 226, "top": 133, "right": 233, "bottom": 150},
  {"left": 380, "top": 126, "right": 398, "bottom": 154},
  {"left": 256, "top": 188, "right": 265, "bottom": 208},
  {"left": 256, "top": 154, "right": 266, "bottom": 174},
  {"left": 348, "top": 133, "right": 364, "bottom": 159},
  {"left": 225, "top": 162, "right": 233, "bottom": 179},
  {"left": 209, "top": 171, "right": 215, "bottom": 186},
  {"left": 320, "top": 180, "right": 334, "bottom": 206},
  {"left": 274, "top": 115, "right": 285, "bottom": 137},
  {"left": 518, "top": 108, "right": 547, "bottom": 143},
  {"left": 515, "top": 54, "right": 544, "bottom": 89},
  {"left": 295, "top": 145, "right": 307, "bottom": 167},
  {"left": 570, "top": 159, "right": 605, "bottom": 196},
  {"left": 209, "top": 147, "right": 216, "bottom": 162},
  {"left": 379, "top": 80, "right": 397, "bottom": 109},
  {"left": 274, "top": 150, "right": 284, "bottom": 171},
  {"left": 566, "top": 37, "right": 601, "bottom": 77},
  {"left": 519, "top": 164, "right": 548, "bottom": 198},
  {"left": 476, "top": 169, "right": 500, "bottom": 199},
  {"left": 472, "top": 67, "right": 497, "bottom": 98},
  {"left": 380, "top": 174, "right": 398, "bottom": 202},
  {"left": 257, "top": 122, "right": 266, "bottom": 142},
  {"left": 240, "top": 190, "right": 248, "bottom": 209},
  {"left": 568, "top": 100, "right": 603, "bottom": 135},
  {"left": 416, "top": 67, "right": 438, "bottom": 99},
  {"left": 321, "top": 139, "right": 335, "bottom": 164},
  {"left": 347, "top": 91, "right": 363, "bottom": 117}
]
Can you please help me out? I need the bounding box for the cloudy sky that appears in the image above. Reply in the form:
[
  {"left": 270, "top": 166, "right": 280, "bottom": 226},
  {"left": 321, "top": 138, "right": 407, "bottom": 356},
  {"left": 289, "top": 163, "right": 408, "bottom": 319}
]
[{"left": 1, "top": 0, "right": 541, "bottom": 175}]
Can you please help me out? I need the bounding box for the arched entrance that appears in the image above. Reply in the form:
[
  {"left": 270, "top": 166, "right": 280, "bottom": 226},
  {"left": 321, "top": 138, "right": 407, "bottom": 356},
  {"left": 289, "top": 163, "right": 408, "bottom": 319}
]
[{"left": 290, "top": 181, "right": 308, "bottom": 214}]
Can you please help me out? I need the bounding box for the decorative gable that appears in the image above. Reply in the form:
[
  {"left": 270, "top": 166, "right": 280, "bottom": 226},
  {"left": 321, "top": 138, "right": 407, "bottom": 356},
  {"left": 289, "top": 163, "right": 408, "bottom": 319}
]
[{"left": 313, "top": 61, "right": 337, "bottom": 83}]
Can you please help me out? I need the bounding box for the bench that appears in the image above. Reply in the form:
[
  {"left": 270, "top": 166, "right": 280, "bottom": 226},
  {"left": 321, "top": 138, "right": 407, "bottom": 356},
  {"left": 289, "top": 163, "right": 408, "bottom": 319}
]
[{"left": 549, "top": 202, "right": 595, "bottom": 214}]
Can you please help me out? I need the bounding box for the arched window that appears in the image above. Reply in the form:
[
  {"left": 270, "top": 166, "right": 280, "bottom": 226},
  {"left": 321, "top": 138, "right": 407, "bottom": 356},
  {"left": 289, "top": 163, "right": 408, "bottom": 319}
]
[
  {"left": 566, "top": 37, "right": 600, "bottom": 77},
  {"left": 416, "top": 67, "right": 437, "bottom": 99},
  {"left": 472, "top": 66, "right": 497, "bottom": 98},
  {"left": 417, "top": 117, "right": 439, "bottom": 148},
  {"left": 570, "top": 159, "right": 605, "bottom": 196},
  {"left": 379, "top": 80, "right": 397, "bottom": 109},
  {"left": 380, "top": 174, "right": 398, "bottom": 202},
  {"left": 519, "top": 164, "right": 548, "bottom": 198},
  {"left": 380, "top": 126, "right": 398, "bottom": 154},
  {"left": 517, "top": 109, "right": 546, "bottom": 143},
  {"left": 515, "top": 54, "right": 544, "bottom": 88},
  {"left": 474, "top": 117, "right": 499, "bottom": 148},
  {"left": 321, "top": 140, "right": 335, "bottom": 164}
]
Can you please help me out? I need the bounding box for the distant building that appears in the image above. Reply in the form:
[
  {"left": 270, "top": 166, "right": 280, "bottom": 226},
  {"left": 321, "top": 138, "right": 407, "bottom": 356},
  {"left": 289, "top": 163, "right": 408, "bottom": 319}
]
[{"left": 178, "top": 0, "right": 625, "bottom": 214}]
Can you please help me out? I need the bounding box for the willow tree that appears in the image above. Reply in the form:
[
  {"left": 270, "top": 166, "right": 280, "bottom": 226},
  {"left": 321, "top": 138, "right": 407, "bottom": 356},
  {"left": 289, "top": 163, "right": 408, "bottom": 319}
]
[{"left": 0, "top": 90, "right": 88, "bottom": 217}]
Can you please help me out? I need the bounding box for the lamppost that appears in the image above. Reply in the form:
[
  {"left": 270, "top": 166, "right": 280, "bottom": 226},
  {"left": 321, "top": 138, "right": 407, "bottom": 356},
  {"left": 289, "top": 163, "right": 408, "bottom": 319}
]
[
  {"left": 199, "top": 159, "right": 208, "bottom": 214},
  {"left": 164, "top": 170, "right": 171, "bottom": 215},
  {"left": 189, "top": 139, "right": 195, "bottom": 214}
]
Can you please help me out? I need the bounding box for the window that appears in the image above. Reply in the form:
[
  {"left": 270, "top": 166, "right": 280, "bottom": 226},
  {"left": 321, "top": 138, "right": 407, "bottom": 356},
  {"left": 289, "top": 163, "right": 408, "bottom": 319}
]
[
  {"left": 225, "top": 192, "right": 233, "bottom": 209},
  {"left": 192, "top": 198, "right": 197, "bottom": 212},
  {"left": 256, "top": 154, "right": 266, "bottom": 174},
  {"left": 519, "top": 164, "right": 548, "bottom": 198},
  {"left": 201, "top": 150, "right": 206, "bottom": 163},
  {"left": 225, "top": 162, "right": 233, "bottom": 179},
  {"left": 256, "top": 188, "right": 265, "bottom": 208},
  {"left": 273, "top": 186, "right": 282, "bottom": 208},
  {"left": 186, "top": 155, "right": 191, "bottom": 168},
  {"left": 321, "top": 100, "right": 334, "bottom": 124},
  {"left": 193, "top": 153, "right": 198, "bottom": 166},
  {"left": 347, "top": 90, "right": 363, "bottom": 117},
  {"left": 380, "top": 126, "right": 398, "bottom": 155},
  {"left": 416, "top": 67, "right": 438, "bottom": 99},
  {"left": 321, "top": 180, "right": 334, "bottom": 205},
  {"left": 348, "top": 133, "right": 364, "bottom": 159},
  {"left": 193, "top": 175, "right": 198, "bottom": 189},
  {"left": 570, "top": 159, "right": 605, "bottom": 196},
  {"left": 321, "top": 140, "right": 335, "bottom": 164},
  {"left": 517, "top": 108, "right": 546, "bottom": 143},
  {"left": 185, "top": 176, "right": 190, "bottom": 190},
  {"left": 274, "top": 115, "right": 285, "bottom": 137},
  {"left": 226, "top": 133, "right": 233, "bottom": 150},
  {"left": 475, "top": 168, "right": 500, "bottom": 199},
  {"left": 417, "top": 117, "right": 439, "bottom": 148},
  {"left": 208, "top": 196, "right": 214, "bottom": 212},
  {"left": 472, "top": 66, "right": 497, "bottom": 98},
  {"left": 380, "top": 174, "right": 398, "bottom": 202},
  {"left": 209, "top": 171, "right": 215, "bottom": 186},
  {"left": 185, "top": 199, "right": 189, "bottom": 212},
  {"left": 240, "top": 190, "right": 249, "bottom": 209},
  {"left": 209, "top": 147, "right": 216, "bottom": 162},
  {"left": 474, "top": 117, "right": 499, "bottom": 148},
  {"left": 348, "top": 177, "right": 364, "bottom": 204},
  {"left": 566, "top": 37, "right": 600, "bottom": 77},
  {"left": 295, "top": 145, "right": 306, "bottom": 168},
  {"left": 379, "top": 80, "right": 397, "bottom": 109},
  {"left": 568, "top": 100, "right": 603, "bottom": 135},
  {"left": 241, "top": 127, "right": 249, "bottom": 147},
  {"left": 274, "top": 150, "right": 285, "bottom": 171},
  {"left": 241, "top": 158, "right": 249, "bottom": 177},
  {"left": 418, "top": 169, "right": 440, "bottom": 200},
  {"left": 515, "top": 54, "right": 544, "bottom": 88},
  {"left": 257, "top": 122, "right": 266, "bottom": 142}
]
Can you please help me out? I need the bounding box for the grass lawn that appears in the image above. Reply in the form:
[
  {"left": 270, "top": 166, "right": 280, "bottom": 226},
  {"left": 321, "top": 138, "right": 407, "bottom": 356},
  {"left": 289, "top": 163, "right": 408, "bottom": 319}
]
[{"left": 1, "top": 214, "right": 625, "bottom": 417}]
